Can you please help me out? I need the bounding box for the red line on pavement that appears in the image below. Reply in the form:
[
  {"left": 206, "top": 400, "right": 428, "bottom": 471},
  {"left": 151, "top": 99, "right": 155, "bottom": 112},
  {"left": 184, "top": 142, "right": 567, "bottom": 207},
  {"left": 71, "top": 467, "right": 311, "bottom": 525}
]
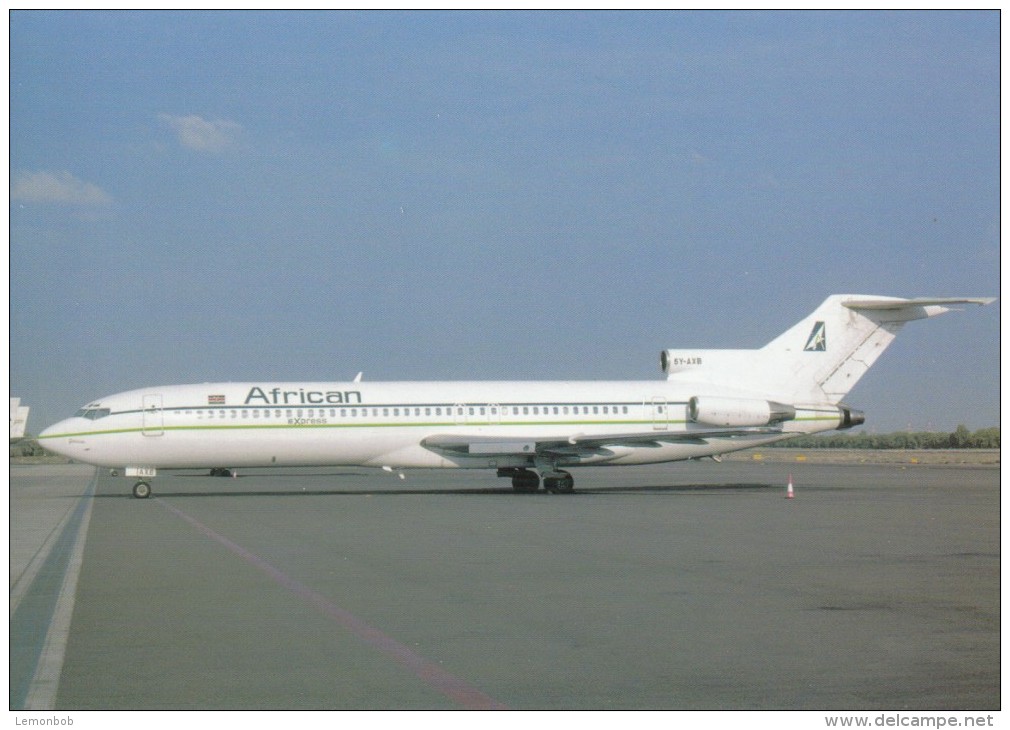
[{"left": 158, "top": 499, "right": 507, "bottom": 710}]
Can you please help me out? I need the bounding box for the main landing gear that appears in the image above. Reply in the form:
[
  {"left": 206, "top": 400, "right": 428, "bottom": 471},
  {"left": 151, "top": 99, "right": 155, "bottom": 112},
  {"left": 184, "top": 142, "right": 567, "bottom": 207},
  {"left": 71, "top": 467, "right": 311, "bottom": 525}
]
[
  {"left": 499, "top": 468, "right": 575, "bottom": 494},
  {"left": 132, "top": 481, "right": 152, "bottom": 499}
]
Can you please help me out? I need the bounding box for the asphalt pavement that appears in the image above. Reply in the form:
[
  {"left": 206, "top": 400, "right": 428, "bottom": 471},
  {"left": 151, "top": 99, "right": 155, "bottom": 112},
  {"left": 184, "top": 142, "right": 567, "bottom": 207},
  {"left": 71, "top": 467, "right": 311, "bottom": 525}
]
[{"left": 10, "top": 460, "right": 999, "bottom": 710}]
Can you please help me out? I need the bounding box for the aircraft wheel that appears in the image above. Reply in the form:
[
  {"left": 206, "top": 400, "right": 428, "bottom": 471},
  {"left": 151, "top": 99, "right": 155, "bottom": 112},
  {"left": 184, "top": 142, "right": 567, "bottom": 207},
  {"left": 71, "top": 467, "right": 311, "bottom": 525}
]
[
  {"left": 132, "top": 481, "right": 152, "bottom": 499},
  {"left": 544, "top": 472, "right": 575, "bottom": 494},
  {"left": 511, "top": 470, "right": 540, "bottom": 494},
  {"left": 557, "top": 472, "right": 575, "bottom": 493}
]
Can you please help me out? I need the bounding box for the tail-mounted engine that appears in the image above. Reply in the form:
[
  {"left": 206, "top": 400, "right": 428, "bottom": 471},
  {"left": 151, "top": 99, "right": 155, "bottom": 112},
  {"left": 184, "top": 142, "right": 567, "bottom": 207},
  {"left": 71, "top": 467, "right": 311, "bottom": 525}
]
[
  {"left": 688, "top": 396, "right": 796, "bottom": 428},
  {"left": 838, "top": 405, "right": 865, "bottom": 429}
]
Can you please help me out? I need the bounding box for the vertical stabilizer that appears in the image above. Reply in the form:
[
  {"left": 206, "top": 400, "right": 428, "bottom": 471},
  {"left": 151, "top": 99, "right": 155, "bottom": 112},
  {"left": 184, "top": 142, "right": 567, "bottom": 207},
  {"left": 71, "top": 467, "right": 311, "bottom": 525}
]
[
  {"left": 759, "top": 295, "right": 994, "bottom": 402},
  {"left": 665, "top": 295, "right": 994, "bottom": 404},
  {"left": 10, "top": 398, "right": 30, "bottom": 442}
]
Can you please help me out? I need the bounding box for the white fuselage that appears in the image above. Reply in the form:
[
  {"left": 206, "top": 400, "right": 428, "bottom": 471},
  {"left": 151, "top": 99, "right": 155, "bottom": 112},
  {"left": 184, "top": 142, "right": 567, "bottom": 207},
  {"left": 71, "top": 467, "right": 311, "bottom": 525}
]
[{"left": 39, "top": 379, "right": 843, "bottom": 471}]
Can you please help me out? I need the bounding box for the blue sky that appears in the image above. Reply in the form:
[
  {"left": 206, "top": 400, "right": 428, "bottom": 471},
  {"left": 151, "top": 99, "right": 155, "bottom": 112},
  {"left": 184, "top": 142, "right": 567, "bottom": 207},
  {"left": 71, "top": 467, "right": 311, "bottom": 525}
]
[{"left": 10, "top": 11, "right": 1000, "bottom": 432}]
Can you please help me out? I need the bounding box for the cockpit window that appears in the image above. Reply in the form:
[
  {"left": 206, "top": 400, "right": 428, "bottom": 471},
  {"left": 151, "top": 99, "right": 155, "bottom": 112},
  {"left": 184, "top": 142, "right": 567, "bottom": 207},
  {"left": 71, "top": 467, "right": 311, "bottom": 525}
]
[{"left": 75, "top": 408, "right": 111, "bottom": 420}]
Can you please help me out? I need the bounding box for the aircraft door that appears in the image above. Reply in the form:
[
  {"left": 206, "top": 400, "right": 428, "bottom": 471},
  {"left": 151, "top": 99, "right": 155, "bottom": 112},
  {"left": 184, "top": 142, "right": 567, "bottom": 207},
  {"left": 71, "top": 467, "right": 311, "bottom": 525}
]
[
  {"left": 142, "top": 394, "right": 164, "bottom": 436},
  {"left": 650, "top": 396, "right": 669, "bottom": 431}
]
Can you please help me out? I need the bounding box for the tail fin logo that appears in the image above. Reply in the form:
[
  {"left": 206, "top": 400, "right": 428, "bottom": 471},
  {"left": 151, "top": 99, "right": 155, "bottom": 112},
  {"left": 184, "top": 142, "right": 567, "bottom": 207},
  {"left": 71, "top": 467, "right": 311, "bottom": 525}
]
[{"left": 804, "top": 321, "right": 827, "bottom": 351}]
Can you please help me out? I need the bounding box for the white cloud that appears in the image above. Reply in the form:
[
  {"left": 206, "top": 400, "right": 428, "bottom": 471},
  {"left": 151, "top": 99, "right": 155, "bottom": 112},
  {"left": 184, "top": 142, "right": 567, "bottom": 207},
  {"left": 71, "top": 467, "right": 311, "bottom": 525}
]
[
  {"left": 11, "top": 170, "right": 113, "bottom": 205},
  {"left": 159, "top": 113, "right": 242, "bottom": 152}
]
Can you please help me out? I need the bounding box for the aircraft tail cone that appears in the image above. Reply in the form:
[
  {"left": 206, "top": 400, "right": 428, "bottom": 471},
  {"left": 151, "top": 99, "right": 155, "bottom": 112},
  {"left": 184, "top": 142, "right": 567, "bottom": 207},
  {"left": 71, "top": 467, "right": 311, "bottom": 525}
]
[{"left": 786, "top": 474, "right": 794, "bottom": 499}]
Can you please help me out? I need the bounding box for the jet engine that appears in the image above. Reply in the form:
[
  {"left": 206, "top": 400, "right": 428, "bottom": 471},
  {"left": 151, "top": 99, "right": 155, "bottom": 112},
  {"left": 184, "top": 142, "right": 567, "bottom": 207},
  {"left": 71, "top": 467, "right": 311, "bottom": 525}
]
[
  {"left": 688, "top": 396, "right": 796, "bottom": 427},
  {"left": 838, "top": 406, "right": 865, "bottom": 429}
]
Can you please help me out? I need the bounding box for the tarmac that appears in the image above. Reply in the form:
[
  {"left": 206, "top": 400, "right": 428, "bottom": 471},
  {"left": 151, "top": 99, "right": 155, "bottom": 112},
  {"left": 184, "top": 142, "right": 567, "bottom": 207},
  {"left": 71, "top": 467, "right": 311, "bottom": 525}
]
[{"left": 9, "top": 458, "right": 1000, "bottom": 710}]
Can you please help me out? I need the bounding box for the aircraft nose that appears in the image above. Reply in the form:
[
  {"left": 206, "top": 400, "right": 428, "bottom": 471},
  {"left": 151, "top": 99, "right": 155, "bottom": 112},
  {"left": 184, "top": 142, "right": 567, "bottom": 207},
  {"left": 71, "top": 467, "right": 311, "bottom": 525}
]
[
  {"left": 38, "top": 420, "right": 73, "bottom": 457},
  {"left": 38, "top": 420, "right": 66, "bottom": 440}
]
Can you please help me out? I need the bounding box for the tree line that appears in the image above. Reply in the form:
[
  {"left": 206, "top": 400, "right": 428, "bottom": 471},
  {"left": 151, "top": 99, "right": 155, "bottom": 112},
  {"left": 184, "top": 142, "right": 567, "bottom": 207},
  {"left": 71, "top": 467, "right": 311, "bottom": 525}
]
[
  {"left": 10, "top": 438, "right": 50, "bottom": 458},
  {"left": 768, "top": 425, "right": 999, "bottom": 450}
]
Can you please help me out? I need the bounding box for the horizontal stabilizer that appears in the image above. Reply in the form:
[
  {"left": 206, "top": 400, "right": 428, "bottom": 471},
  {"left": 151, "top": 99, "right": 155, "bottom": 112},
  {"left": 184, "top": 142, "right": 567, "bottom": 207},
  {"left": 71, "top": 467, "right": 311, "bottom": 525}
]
[{"left": 843, "top": 297, "right": 995, "bottom": 310}]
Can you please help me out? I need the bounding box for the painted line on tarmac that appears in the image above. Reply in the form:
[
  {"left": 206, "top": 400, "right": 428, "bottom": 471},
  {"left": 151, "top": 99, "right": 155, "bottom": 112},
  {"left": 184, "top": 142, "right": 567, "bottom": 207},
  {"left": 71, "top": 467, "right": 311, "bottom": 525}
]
[
  {"left": 10, "top": 470, "right": 98, "bottom": 710},
  {"left": 157, "top": 498, "right": 508, "bottom": 710},
  {"left": 11, "top": 489, "right": 84, "bottom": 616}
]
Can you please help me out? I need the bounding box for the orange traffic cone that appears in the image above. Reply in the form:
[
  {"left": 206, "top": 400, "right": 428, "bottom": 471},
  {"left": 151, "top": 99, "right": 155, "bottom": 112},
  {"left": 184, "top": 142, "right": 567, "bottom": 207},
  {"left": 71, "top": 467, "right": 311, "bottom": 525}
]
[{"left": 786, "top": 474, "right": 794, "bottom": 499}]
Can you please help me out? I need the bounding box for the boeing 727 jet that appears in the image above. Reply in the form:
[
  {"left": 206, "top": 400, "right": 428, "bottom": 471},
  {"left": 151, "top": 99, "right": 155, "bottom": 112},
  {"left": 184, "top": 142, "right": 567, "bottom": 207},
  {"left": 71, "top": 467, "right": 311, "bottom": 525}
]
[{"left": 39, "top": 295, "right": 993, "bottom": 498}]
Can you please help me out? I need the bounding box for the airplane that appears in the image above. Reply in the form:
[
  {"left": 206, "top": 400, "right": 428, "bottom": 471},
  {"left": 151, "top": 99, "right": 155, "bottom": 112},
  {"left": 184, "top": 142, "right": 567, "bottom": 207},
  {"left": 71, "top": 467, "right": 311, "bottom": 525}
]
[
  {"left": 10, "top": 398, "right": 30, "bottom": 443},
  {"left": 38, "top": 294, "right": 994, "bottom": 499}
]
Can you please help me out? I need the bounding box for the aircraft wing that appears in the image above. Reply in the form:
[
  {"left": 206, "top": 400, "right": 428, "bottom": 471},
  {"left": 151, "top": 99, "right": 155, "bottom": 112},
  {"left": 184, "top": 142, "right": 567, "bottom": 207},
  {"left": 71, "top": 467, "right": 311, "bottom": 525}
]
[{"left": 421, "top": 428, "right": 781, "bottom": 458}]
